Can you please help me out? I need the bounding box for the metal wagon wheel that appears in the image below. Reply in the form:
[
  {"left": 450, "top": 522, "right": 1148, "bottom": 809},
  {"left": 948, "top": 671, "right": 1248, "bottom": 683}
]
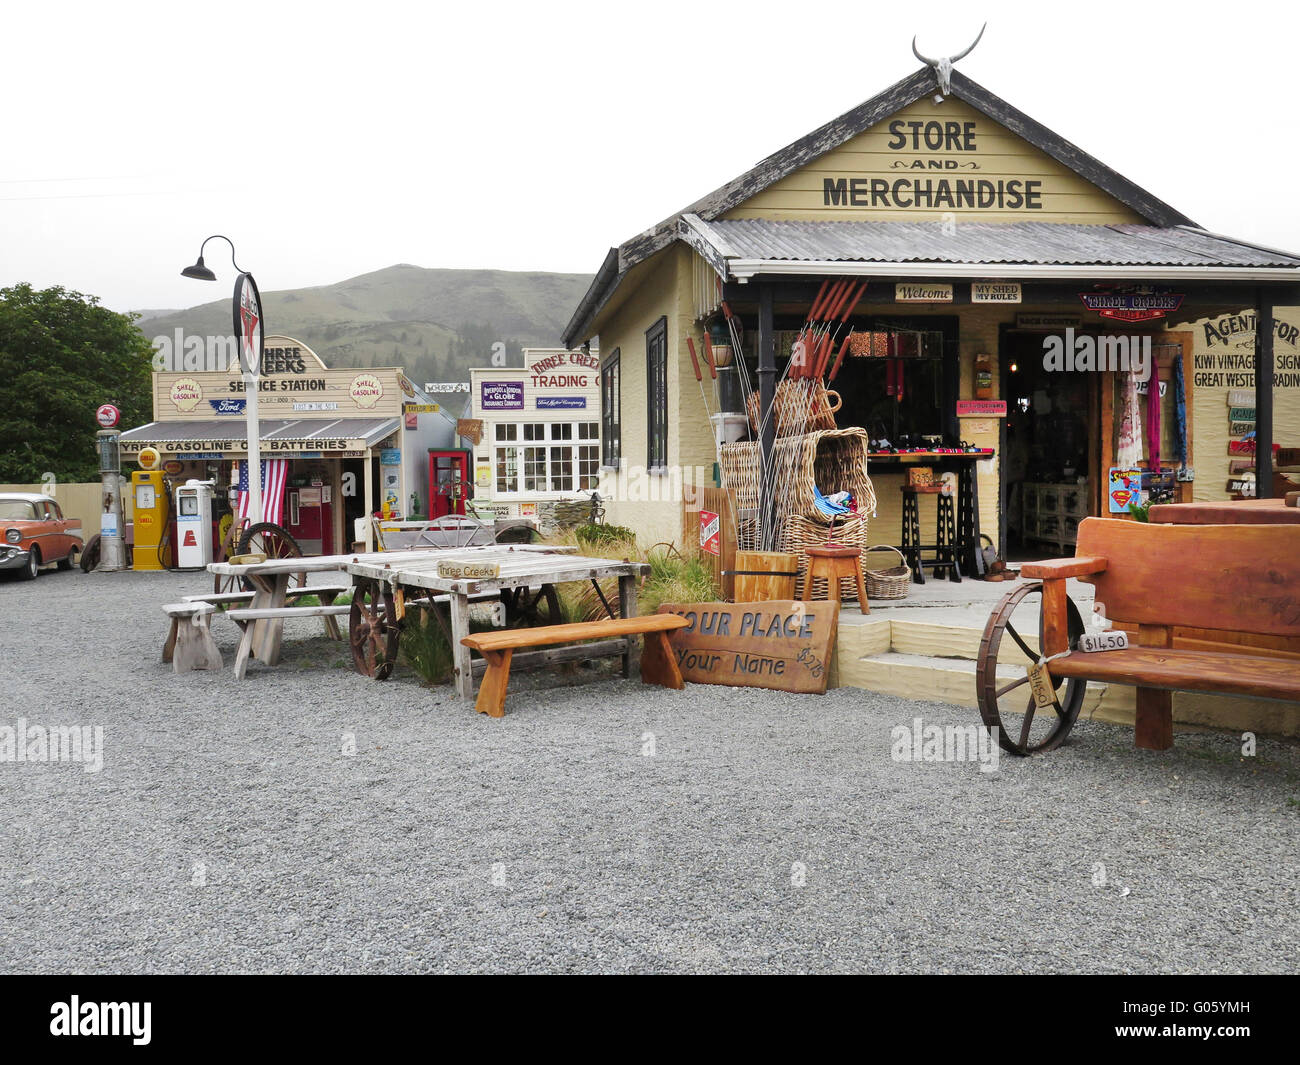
[
  {"left": 213, "top": 517, "right": 249, "bottom": 594},
  {"left": 238, "top": 522, "right": 306, "bottom": 591},
  {"left": 975, "top": 580, "right": 1087, "bottom": 755},
  {"left": 350, "top": 578, "right": 400, "bottom": 679}
]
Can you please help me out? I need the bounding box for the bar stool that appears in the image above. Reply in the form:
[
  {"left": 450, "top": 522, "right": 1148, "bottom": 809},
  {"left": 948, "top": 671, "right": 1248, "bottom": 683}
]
[
  {"left": 900, "top": 485, "right": 962, "bottom": 584},
  {"left": 805, "top": 545, "right": 870, "bottom": 613}
]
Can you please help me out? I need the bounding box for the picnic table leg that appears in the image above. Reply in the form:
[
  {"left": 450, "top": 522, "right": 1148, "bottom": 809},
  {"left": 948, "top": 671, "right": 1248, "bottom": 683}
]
[
  {"left": 320, "top": 588, "right": 343, "bottom": 641},
  {"left": 255, "top": 573, "right": 291, "bottom": 666},
  {"left": 618, "top": 573, "right": 640, "bottom": 679},
  {"left": 450, "top": 590, "right": 475, "bottom": 699}
]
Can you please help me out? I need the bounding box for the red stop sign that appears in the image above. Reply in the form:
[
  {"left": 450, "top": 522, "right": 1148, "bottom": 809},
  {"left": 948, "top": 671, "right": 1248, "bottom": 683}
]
[{"left": 96, "top": 404, "right": 120, "bottom": 428}]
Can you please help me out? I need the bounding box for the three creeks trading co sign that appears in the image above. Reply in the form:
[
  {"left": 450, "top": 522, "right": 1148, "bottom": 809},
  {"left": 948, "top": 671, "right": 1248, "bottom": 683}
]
[{"left": 657, "top": 601, "right": 839, "bottom": 694}]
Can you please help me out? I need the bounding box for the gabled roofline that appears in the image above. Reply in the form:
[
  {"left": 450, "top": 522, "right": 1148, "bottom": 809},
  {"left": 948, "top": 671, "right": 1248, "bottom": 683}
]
[{"left": 563, "top": 66, "right": 1198, "bottom": 347}]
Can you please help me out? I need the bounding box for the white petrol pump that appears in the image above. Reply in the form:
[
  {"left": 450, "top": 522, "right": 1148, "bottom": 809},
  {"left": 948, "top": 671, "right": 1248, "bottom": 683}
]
[{"left": 174, "top": 479, "right": 216, "bottom": 569}]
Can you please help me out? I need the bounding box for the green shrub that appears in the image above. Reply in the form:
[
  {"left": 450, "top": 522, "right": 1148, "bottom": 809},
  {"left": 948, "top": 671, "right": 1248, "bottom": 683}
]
[
  {"left": 638, "top": 549, "right": 720, "bottom": 614},
  {"left": 575, "top": 523, "right": 637, "bottom": 549},
  {"left": 399, "top": 607, "right": 456, "bottom": 685}
]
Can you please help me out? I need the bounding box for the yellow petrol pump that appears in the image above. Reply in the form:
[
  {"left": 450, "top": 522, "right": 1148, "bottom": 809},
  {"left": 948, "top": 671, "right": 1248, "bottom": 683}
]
[{"left": 131, "top": 447, "right": 168, "bottom": 570}]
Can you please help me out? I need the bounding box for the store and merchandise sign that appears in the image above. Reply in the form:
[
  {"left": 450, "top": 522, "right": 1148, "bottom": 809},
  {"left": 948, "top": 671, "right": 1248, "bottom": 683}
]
[
  {"left": 1016, "top": 314, "right": 1081, "bottom": 330},
  {"left": 658, "top": 601, "right": 839, "bottom": 695},
  {"left": 481, "top": 381, "right": 524, "bottom": 410},
  {"left": 1108, "top": 467, "right": 1144, "bottom": 512},
  {"left": 536, "top": 396, "right": 586, "bottom": 410}
]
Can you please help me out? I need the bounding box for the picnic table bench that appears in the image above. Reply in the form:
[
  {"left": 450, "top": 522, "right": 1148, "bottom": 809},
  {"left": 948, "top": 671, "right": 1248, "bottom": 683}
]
[
  {"left": 206, "top": 549, "right": 452, "bottom": 680},
  {"left": 977, "top": 517, "right": 1300, "bottom": 754},
  {"left": 462, "top": 614, "right": 690, "bottom": 717}
]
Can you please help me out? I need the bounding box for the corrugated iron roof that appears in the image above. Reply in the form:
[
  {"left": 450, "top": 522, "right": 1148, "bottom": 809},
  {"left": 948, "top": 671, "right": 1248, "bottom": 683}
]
[
  {"left": 702, "top": 220, "right": 1300, "bottom": 268},
  {"left": 120, "top": 417, "right": 399, "bottom": 444}
]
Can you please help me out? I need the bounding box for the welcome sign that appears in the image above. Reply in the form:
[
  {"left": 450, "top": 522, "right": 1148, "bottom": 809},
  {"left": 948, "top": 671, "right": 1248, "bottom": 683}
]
[{"left": 657, "top": 601, "right": 839, "bottom": 694}]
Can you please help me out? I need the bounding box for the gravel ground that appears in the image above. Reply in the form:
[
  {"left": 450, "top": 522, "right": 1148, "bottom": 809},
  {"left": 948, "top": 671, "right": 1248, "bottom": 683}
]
[{"left": 1, "top": 566, "right": 1298, "bottom": 974}]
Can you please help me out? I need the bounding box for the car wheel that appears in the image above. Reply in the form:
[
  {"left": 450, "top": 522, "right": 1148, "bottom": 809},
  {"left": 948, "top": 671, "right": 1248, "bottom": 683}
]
[
  {"left": 58, "top": 547, "right": 78, "bottom": 571},
  {"left": 18, "top": 548, "right": 39, "bottom": 581}
]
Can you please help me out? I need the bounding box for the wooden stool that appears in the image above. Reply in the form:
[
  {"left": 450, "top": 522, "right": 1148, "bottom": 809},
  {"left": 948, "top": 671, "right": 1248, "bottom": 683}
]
[{"left": 805, "top": 545, "right": 869, "bottom": 613}]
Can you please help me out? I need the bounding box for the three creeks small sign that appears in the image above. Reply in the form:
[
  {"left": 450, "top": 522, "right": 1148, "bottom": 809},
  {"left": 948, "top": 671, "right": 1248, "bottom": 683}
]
[{"left": 656, "top": 600, "right": 839, "bottom": 694}]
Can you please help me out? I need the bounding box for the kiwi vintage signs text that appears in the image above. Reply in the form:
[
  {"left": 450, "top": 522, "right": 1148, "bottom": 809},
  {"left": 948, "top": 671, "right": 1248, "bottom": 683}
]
[{"left": 656, "top": 600, "right": 839, "bottom": 694}]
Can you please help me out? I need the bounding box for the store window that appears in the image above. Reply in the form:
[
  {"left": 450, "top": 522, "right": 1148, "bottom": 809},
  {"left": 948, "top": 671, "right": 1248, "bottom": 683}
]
[
  {"left": 492, "top": 421, "right": 602, "bottom": 494},
  {"left": 832, "top": 319, "right": 958, "bottom": 447},
  {"left": 495, "top": 423, "right": 519, "bottom": 492},
  {"left": 601, "top": 349, "right": 621, "bottom": 467},
  {"left": 646, "top": 319, "right": 668, "bottom": 469}
]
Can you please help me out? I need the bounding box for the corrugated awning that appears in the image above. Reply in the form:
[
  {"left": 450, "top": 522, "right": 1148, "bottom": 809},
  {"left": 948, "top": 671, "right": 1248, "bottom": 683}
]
[{"left": 681, "top": 216, "right": 1300, "bottom": 283}]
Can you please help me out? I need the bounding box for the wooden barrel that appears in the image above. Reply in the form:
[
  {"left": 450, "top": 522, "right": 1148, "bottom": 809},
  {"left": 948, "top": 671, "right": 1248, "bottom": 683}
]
[{"left": 731, "top": 551, "right": 799, "bottom": 602}]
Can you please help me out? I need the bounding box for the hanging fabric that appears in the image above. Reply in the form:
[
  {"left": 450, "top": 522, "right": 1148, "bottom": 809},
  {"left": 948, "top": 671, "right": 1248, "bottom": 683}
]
[
  {"left": 1171, "top": 354, "right": 1188, "bottom": 467},
  {"left": 1144, "top": 356, "right": 1161, "bottom": 473},
  {"left": 1115, "top": 369, "right": 1143, "bottom": 468}
]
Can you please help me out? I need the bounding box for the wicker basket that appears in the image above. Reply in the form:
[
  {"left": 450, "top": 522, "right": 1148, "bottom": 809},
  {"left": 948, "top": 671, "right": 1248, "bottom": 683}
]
[
  {"left": 862, "top": 544, "right": 911, "bottom": 600},
  {"left": 720, "top": 427, "right": 877, "bottom": 531},
  {"left": 746, "top": 379, "right": 841, "bottom": 436},
  {"left": 781, "top": 514, "right": 872, "bottom": 602}
]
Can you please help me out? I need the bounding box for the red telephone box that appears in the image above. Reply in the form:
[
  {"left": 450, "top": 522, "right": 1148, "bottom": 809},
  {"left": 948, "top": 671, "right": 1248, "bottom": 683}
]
[
  {"left": 427, "top": 450, "right": 471, "bottom": 518},
  {"left": 284, "top": 485, "right": 334, "bottom": 556}
]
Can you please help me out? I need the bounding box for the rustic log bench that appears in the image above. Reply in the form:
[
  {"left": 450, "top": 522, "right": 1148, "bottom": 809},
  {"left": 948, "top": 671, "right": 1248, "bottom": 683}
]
[
  {"left": 977, "top": 517, "right": 1300, "bottom": 754},
  {"left": 460, "top": 614, "right": 691, "bottom": 718},
  {"left": 161, "top": 602, "right": 223, "bottom": 673}
]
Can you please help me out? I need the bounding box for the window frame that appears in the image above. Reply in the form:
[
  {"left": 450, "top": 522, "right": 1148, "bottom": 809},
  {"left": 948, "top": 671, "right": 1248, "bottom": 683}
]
[
  {"left": 645, "top": 319, "right": 668, "bottom": 471},
  {"left": 600, "top": 348, "right": 621, "bottom": 469}
]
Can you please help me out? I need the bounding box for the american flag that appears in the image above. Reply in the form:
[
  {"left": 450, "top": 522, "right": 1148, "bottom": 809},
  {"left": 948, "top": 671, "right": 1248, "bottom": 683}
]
[{"left": 234, "top": 459, "right": 289, "bottom": 525}]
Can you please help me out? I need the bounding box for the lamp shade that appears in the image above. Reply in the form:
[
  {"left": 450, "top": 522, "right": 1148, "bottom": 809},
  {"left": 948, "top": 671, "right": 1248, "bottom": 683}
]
[{"left": 181, "top": 256, "right": 216, "bottom": 281}]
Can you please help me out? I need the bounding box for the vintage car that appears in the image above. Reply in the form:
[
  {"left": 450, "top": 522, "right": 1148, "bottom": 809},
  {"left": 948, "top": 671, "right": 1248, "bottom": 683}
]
[{"left": 0, "top": 493, "right": 83, "bottom": 580}]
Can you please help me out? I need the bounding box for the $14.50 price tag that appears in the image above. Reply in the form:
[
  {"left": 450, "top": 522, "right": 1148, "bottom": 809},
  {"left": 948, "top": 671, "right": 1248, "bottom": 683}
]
[
  {"left": 1077, "top": 630, "right": 1130, "bottom": 653},
  {"left": 1026, "top": 662, "right": 1057, "bottom": 709}
]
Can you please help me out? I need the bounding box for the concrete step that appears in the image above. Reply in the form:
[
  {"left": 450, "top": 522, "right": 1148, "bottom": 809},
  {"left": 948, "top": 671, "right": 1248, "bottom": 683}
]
[{"left": 837, "top": 649, "right": 1115, "bottom": 716}]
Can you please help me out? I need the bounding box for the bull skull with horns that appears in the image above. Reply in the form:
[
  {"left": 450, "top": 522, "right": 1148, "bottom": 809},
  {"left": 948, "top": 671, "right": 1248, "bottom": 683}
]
[{"left": 912, "top": 22, "right": 986, "bottom": 96}]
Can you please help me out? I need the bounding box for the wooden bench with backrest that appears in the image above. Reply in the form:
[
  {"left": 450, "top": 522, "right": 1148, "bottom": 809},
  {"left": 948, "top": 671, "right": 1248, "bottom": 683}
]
[
  {"left": 1004, "top": 517, "right": 1300, "bottom": 751},
  {"left": 460, "top": 614, "right": 691, "bottom": 718}
]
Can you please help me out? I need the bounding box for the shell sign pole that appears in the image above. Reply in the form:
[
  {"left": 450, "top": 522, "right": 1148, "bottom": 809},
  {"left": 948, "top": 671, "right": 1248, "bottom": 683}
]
[{"left": 180, "top": 236, "right": 266, "bottom": 525}]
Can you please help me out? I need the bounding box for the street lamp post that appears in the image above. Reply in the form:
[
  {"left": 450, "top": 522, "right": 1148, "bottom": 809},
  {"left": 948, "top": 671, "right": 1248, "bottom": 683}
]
[{"left": 181, "top": 236, "right": 264, "bottom": 530}]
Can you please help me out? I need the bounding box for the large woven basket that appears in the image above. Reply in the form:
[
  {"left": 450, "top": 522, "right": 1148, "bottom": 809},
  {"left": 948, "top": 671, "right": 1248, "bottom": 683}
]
[
  {"left": 720, "top": 427, "right": 877, "bottom": 527},
  {"left": 862, "top": 544, "right": 911, "bottom": 600}
]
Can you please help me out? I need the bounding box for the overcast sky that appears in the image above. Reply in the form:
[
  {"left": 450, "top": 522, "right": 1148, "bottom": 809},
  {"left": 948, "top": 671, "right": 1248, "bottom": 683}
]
[{"left": 3, "top": 0, "right": 1297, "bottom": 314}]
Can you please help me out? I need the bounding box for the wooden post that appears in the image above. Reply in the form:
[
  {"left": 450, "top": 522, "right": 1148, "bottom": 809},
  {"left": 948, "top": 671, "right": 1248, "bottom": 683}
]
[
  {"left": 1255, "top": 287, "right": 1274, "bottom": 499},
  {"left": 618, "top": 573, "right": 639, "bottom": 678},
  {"left": 449, "top": 590, "right": 475, "bottom": 698},
  {"left": 757, "top": 284, "right": 776, "bottom": 549}
]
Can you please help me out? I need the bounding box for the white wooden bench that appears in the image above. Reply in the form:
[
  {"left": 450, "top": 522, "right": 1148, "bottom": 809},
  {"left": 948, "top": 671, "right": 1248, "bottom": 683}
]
[
  {"left": 161, "top": 602, "right": 223, "bottom": 673},
  {"left": 182, "top": 584, "right": 351, "bottom": 610}
]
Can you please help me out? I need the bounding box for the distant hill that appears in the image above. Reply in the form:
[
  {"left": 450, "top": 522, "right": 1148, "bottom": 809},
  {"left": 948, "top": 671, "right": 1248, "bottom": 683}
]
[{"left": 134, "top": 264, "right": 593, "bottom": 386}]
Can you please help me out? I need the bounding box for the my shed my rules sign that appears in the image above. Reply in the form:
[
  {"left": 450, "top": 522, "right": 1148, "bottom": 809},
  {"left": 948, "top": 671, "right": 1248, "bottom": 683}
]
[
  {"left": 725, "top": 97, "right": 1144, "bottom": 224},
  {"left": 657, "top": 601, "right": 839, "bottom": 694}
]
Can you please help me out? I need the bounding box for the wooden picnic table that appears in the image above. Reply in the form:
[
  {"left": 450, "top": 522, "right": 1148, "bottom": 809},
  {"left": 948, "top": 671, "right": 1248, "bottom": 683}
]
[
  {"left": 345, "top": 547, "right": 649, "bottom": 698},
  {"left": 1148, "top": 497, "right": 1300, "bottom": 525},
  {"left": 208, "top": 546, "right": 563, "bottom": 680}
]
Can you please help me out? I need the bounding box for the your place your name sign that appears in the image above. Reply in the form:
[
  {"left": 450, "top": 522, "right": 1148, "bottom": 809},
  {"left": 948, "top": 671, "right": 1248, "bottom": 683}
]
[{"left": 656, "top": 601, "right": 839, "bottom": 694}]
